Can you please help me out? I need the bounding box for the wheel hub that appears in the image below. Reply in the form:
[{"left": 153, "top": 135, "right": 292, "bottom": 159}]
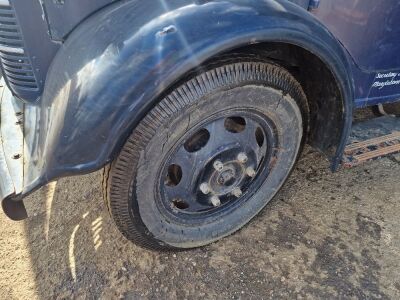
[
  {"left": 159, "top": 112, "right": 276, "bottom": 215},
  {"left": 217, "top": 167, "right": 236, "bottom": 186},
  {"left": 208, "top": 160, "right": 245, "bottom": 196}
]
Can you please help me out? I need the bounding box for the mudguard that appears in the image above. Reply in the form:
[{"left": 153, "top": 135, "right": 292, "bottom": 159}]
[{"left": 19, "top": 0, "right": 353, "bottom": 200}]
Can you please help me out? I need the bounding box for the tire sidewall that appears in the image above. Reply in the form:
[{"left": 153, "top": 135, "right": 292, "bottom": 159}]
[{"left": 134, "top": 85, "right": 302, "bottom": 248}]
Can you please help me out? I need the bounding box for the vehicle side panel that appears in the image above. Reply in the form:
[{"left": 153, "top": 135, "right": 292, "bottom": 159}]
[
  {"left": 42, "top": 0, "right": 116, "bottom": 41},
  {"left": 313, "top": 0, "right": 400, "bottom": 106},
  {"left": 8, "top": 0, "right": 400, "bottom": 106},
  {"left": 19, "top": 0, "right": 353, "bottom": 198},
  {"left": 314, "top": 0, "right": 400, "bottom": 72},
  {"left": 42, "top": 0, "right": 311, "bottom": 41}
]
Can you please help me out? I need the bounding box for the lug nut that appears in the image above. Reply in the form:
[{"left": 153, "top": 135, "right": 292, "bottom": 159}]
[
  {"left": 213, "top": 160, "right": 224, "bottom": 172},
  {"left": 199, "top": 182, "right": 211, "bottom": 195},
  {"left": 210, "top": 195, "right": 221, "bottom": 207},
  {"left": 237, "top": 152, "right": 248, "bottom": 163},
  {"left": 246, "top": 167, "right": 256, "bottom": 178},
  {"left": 232, "top": 187, "right": 243, "bottom": 198}
]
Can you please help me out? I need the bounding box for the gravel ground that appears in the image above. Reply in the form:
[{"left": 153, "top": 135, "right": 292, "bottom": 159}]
[{"left": 1, "top": 146, "right": 400, "bottom": 299}]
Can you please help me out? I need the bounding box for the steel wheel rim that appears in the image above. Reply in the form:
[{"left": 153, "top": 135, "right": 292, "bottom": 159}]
[{"left": 156, "top": 109, "right": 279, "bottom": 221}]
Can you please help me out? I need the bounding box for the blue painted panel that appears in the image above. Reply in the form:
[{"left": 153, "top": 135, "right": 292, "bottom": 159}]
[
  {"left": 42, "top": 0, "right": 116, "bottom": 41},
  {"left": 313, "top": 0, "right": 400, "bottom": 106},
  {"left": 18, "top": 0, "right": 353, "bottom": 196},
  {"left": 313, "top": 0, "right": 400, "bottom": 72}
]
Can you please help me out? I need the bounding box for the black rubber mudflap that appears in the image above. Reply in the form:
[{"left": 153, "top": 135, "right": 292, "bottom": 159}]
[
  {"left": 343, "top": 116, "right": 400, "bottom": 167},
  {"left": 2, "top": 197, "right": 27, "bottom": 221}
]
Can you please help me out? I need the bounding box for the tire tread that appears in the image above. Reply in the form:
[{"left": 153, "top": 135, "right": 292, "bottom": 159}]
[{"left": 103, "top": 60, "right": 309, "bottom": 250}]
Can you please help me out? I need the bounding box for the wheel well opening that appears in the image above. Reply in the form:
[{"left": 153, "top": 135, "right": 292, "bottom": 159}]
[{"left": 202, "top": 42, "right": 345, "bottom": 158}]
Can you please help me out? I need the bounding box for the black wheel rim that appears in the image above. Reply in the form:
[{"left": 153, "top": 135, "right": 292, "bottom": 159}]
[{"left": 157, "top": 109, "right": 279, "bottom": 221}]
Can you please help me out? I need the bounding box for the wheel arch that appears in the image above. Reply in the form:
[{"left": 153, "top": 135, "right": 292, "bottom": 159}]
[
  {"left": 21, "top": 0, "right": 354, "bottom": 199},
  {"left": 210, "top": 42, "right": 352, "bottom": 164}
]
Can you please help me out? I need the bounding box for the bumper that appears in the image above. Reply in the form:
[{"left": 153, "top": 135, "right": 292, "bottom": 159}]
[
  {"left": 0, "top": 137, "right": 15, "bottom": 205},
  {"left": 0, "top": 79, "right": 27, "bottom": 220}
]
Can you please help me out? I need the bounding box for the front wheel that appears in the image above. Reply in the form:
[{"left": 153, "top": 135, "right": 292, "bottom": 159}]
[{"left": 103, "top": 61, "right": 308, "bottom": 250}]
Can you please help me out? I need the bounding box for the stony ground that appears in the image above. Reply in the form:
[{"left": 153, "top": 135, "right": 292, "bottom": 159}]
[{"left": 1, "top": 146, "right": 400, "bottom": 299}]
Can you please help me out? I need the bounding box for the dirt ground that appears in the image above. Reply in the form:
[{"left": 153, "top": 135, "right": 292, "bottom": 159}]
[{"left": 1, "top": 146, "right": 400, "bottom": 299}]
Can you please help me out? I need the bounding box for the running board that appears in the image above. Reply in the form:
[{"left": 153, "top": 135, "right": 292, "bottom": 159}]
[{"left": 343, "top": 116, "right": 400, "bottom": 168}]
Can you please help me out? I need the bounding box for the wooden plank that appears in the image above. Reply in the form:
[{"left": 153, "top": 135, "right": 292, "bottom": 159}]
[
  {"left": 344, "top": 131, "right": 400, "bottom": 154},
  {"left": 351, "top": 143, "right": 400, "bottom": 163}
]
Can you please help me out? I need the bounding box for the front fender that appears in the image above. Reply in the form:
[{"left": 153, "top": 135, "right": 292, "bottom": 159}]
[{"left": 22, "top": 0, "right": 354, "bottom": 197}]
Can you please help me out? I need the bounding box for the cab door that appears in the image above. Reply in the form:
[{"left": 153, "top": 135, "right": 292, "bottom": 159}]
[
  {"left": 312, "top": 0, "right": 400, "bottom": 104},
  {"left": 313, "top": 0, "right": 400, "bottom": 72}
]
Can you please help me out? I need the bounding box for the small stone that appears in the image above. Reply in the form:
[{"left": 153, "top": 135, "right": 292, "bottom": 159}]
[{"left": 392, "top": 153, "right": 400, "bottom": 162}]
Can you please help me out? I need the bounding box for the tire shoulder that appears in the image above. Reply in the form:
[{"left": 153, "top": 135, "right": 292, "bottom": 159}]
[{"left": 104, "top": 61, "right": 307, "bottom": 250}]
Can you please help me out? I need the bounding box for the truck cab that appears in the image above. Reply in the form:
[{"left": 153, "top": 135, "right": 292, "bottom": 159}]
[{"left": 1, "top": 0, "right": 399, "bottom": 249}]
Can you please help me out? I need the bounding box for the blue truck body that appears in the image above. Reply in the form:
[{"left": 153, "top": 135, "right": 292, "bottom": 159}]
[
  {"left": 0, "top": 0, "right": 399, "bottom": 219},
  {"left": 8, "top": 0, "right": 400, "bottom": 106}
]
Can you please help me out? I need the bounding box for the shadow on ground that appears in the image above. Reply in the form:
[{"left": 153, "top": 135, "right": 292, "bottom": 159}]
[{"left": 5, "top": 148, "right": 400, "bottom": 298}]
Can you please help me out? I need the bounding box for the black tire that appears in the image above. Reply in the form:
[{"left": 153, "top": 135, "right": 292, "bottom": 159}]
[{"left": 104, "top": 61, "right": 308, "bottom": 250}]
